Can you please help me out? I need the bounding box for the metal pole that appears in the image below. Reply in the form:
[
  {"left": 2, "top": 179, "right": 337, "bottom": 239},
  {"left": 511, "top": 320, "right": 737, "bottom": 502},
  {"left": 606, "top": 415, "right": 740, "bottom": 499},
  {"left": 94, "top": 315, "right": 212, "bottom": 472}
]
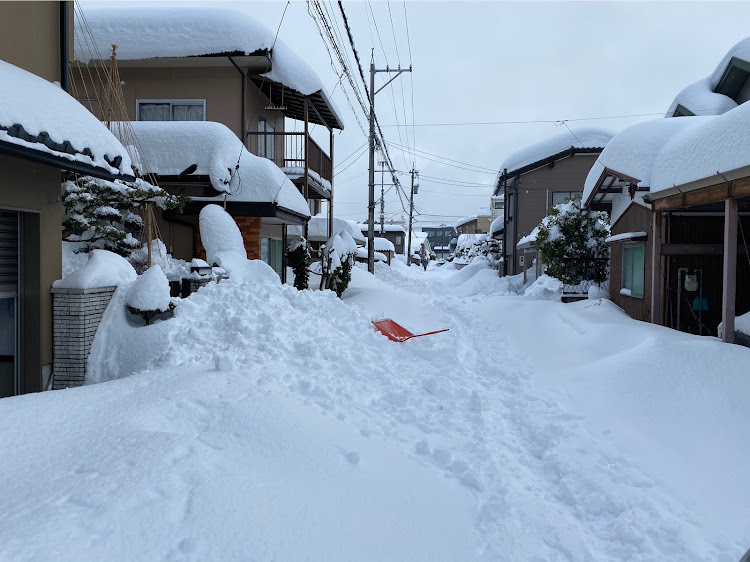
[
  {"left": 407, "top": 169, "right": 416, "bottom": 266},
  {"left": 367, "top": 55, "right": 376, "bottom": 273},
  {"left": 329, "top": 128, "right": 334, "bottom": 239},
  {"left": 380, "top": 163, "right": 385, "bottom": 234},
  {"left": 60, "top": 1, "right": 70, "bottom": 93}
]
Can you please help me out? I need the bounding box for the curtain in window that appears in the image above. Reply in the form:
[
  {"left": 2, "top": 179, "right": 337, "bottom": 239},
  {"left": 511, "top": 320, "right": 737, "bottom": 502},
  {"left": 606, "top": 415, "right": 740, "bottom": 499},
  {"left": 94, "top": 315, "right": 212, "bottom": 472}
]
[
  {"left": 139, "top": 103, "right": 170, "bottom": 121},
  {"left": 172, "top": 103, "right": 203, "bottom": 121}
]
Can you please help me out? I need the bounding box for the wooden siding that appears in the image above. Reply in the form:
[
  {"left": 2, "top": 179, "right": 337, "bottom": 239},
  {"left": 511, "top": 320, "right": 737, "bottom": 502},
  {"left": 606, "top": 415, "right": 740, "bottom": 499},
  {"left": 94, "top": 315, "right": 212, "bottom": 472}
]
[{"left": 609, "top": 203, "right": 652, "bottom": 323}]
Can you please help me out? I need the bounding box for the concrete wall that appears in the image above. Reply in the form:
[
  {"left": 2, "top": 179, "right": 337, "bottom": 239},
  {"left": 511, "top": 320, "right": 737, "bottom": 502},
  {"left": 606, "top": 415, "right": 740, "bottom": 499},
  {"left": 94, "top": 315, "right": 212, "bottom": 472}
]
[
  {"left": 0, "top": 155, "right": 63, "bottom": 390},
  {"left": 0, "top": 1, "right": 72, "bottom": 82},
  {"left": 609, "top": 202, "right": 652, "bottom": 323}
]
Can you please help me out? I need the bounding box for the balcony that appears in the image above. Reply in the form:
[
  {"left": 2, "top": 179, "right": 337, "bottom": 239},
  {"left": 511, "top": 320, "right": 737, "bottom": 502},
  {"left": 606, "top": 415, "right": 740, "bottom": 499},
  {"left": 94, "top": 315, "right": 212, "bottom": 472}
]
[{"left": 246, "top": 131, "right": 332, "bottom": 200}]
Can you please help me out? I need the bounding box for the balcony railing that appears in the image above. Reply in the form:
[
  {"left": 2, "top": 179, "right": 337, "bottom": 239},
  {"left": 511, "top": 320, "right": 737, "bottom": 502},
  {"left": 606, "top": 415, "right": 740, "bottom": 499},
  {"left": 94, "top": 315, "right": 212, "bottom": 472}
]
[{"left": 246, "top": 131, "right": 332, "bottom": 188}]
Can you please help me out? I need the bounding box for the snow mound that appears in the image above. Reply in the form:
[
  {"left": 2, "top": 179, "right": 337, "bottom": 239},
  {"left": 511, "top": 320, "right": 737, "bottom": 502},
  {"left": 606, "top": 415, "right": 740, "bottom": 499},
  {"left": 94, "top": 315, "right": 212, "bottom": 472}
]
[
  {"left": 126, "top": 264, "right": 171, "bottom": 312},
  {"left": 665, "top": 77, "right": 737, "bottom": 117},
  {"left": 53, "top": 249, "right": 137, "bottom": 289},
  {"left": 199, "top": 204, "right": 246, "bottom": 266},
  {"left": 523, "top": 274, "right": 563, "bottom": 300}
]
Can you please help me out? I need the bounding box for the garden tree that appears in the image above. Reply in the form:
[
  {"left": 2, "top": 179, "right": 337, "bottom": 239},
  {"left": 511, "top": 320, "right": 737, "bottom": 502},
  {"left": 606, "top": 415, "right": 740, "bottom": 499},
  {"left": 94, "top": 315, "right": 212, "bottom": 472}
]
[
  {"left": 62, "top": 172, "right": 189, "bottom": 257},
  {"left": 125, "top": 264, "right": 175, "bottom": 325},
  {"left": 321, "top": 232, "right": 356, "bottom": 297},
  {"left": 452, "top": 235, "right": 503, "bottom": 266},
  {"left": 286, "top": 239, "right": 310, "bottom": 290},
  {"left": 535, "top": 194, "right": 610, "bottom": 284}
]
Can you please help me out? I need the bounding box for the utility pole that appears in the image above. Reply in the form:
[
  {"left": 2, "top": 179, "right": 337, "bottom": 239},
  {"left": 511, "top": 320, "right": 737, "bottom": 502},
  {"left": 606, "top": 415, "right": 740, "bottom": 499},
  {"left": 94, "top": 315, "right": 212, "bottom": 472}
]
[
  {"left": 406, "top": 169, "right": 418, "bottom": 267},
  {"left": 379, "top": 160, "right": 386, "bottom": 235},
  {"left": 367, "top": 53, "right": 412, "bottom": 273}
]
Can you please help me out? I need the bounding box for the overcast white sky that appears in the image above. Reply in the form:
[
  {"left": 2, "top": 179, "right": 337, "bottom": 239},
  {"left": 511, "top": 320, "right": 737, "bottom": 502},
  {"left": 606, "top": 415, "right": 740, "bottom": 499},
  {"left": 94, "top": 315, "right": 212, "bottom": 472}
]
[{"left": 96, "top": 1, "right": 750, "bottom": 227}]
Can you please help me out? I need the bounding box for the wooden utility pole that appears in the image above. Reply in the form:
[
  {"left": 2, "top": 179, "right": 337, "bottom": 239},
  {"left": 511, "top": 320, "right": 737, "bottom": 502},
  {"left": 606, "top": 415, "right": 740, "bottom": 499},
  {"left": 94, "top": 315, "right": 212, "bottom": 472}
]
[
  {"left": 406, "top": 169, "right": 418, "bottom": 266},
  {"left": 367, "top": 54, "right": 412, "bottom": 273}
]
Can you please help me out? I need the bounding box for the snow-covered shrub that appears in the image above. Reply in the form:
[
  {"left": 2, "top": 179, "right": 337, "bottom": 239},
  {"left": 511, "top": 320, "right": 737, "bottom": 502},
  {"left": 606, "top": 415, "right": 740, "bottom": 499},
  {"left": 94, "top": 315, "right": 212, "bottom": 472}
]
[
  {"left": 62, "top": 173, "right": 189, "bottom": 258},
  {"left": 323, "top": 231, "right": 357, "bottom": 297},
  {"left": 286, "top": 238, "right": 310, "bottom": 290},
  {"left": 452, "top": 234, "right": 503, "bottom": 267},
  {"left": 128, "top": 239, "right": 190, "bottom": 278},
  {"left": 535, "top": 194, "right": 609, "bottom": 285},
  {"left": 126, "top": 264, "right": 174, "bottom": 325}
]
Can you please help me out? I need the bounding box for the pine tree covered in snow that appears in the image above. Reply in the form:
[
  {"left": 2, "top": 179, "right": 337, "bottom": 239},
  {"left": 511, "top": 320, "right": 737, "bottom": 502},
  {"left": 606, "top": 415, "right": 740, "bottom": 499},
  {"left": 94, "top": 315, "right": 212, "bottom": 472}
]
[
  {"left": 62, "top": 173, "right": 189, "bottom": 257},
  {"left": 452, "top": 235, "right": 503, "bottom": 266},
  {"left": 535, "top": 194, "right": 609, "bottom": 284},
  {"left": 286, "top": 239, "right": 310, "bottom": 291}
]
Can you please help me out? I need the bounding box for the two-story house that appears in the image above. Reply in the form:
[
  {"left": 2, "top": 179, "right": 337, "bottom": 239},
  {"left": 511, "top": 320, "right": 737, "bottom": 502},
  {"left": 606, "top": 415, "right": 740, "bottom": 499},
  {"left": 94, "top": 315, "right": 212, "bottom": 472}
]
[
  {"left": 583, "top": 35, "right": 750, "bottom": 343},
  {"left": 494, "top": 127, "right": 614, "bottom": 276},
  {"left": 0, "top": 1, "right": 132, "bottom": 397},
  {"left": 421, "top": 225, "right": 457, "bottom": 260},
  {"left": 72, "top": 6, "right": 343, "bottom": 277}
]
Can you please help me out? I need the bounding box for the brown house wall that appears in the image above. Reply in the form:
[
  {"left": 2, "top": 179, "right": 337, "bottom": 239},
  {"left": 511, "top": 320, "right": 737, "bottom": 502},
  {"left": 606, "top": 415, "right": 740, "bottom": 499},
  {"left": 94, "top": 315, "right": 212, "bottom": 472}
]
[
  {"left": 609, "top": 203, "right": 652, "bottom": 323},
  {"left": 195, "top": 216, "right": 261, "bottom": 262},
  {"left": 508, "top": 153, "right": 599, "bottom": 274},
  {"left": 0, "top": 155, "right": 63, "bottom": 386},
  {"left": 0, "top": 1, "right": 72, "bottom": 82}
]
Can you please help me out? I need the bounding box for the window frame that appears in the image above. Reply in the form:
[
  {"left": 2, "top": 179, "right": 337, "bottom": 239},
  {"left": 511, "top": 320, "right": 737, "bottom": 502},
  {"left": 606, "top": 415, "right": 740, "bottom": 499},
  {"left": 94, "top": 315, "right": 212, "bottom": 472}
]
[
  {"left": 621, "top": 243, "right": 645, "bottom": 299},
  {"left": 136, "top": 99, "right": 206, "bottom": 121},
  {"left": 258, "top": 115, "right": 276, "bottom": 161}
]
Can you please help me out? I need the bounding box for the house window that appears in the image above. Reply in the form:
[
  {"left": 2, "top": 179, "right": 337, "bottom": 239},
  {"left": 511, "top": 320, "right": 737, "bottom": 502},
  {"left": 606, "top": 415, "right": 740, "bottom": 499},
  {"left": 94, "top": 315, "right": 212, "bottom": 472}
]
[
  {"left": 551, "top": 191, "right": 577, "bottom": 206},
  {"left": 395, "top": 235, "right": 402, "bottom": 245},
  {"left": 258, "top": 116, "right": 276, "bottom": 161},
  {"left": 621, "top": 244, "right": 645, "bottom": 298},
  {"left": 137, "top": 100, "right": 205, "bottom": 121},
  {"left": 261, "top": 236, "right": 283, "bottom": 278},
  {"left": 494, "top": 201, "right": 503, "bottom": 210}
]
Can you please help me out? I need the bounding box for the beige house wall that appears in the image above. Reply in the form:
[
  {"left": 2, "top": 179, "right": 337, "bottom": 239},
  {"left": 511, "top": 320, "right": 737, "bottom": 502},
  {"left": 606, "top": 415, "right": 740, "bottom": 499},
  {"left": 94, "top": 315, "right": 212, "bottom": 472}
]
[
  {"left": 0, "top": 1, "right": 72, "bottom": 82},
  {"left": 0, "top": 155, "right": 63, "bottom": 384}
]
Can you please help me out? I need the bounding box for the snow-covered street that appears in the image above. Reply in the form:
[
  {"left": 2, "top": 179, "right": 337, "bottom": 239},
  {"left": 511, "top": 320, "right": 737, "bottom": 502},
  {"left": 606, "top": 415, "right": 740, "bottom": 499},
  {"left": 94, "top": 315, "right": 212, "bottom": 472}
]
[{"left": 1, "top": 261, "right": 748, "bottom": 561}]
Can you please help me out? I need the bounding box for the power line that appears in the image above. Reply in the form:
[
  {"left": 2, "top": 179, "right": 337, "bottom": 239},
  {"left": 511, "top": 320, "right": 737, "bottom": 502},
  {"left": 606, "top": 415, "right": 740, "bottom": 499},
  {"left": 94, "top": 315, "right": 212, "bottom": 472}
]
[
  {"left": 384, "top": 140, "right": 498, "bottom": 173},
  {"left": 380, "top": 112, "right": 667, "bottom": 127}
]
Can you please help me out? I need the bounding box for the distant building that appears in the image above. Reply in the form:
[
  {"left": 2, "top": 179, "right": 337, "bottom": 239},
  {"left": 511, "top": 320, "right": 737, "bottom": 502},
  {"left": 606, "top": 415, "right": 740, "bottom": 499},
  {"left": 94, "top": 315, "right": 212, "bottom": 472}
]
[{"left": 421, "top": 225, "right": 457, "bottom": 259}]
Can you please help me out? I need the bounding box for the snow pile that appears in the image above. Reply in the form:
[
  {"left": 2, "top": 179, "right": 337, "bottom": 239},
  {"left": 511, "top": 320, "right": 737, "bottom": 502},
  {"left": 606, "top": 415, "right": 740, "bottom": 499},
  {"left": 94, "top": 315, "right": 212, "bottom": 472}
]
[
  {"left": 651, "top": 101, "right": 750, "bottom": 194},
  {"left": 0, "top": 60, "right": 131, "bottom": 176},
  {"left": 53, "top": 250, "right": 137, "bottom": 289},
  {"left": 500, "top": 127, "right": 615, "bottom": 175},
  {"left": 119, "top": 121, "right": 309, "bottom": 217},
  {"left": 126, "top": 264, "right": 171, "bottom": 312},
  {"left": 522, "top": 274, "right": 563, "bottom": 300},
  {"left": 582, "top": 116, "right": 712, "bottom": 204},
  {"left": 128, "top": 239, "right": 190, "bottom": 281},
  {"left": 198, "top": 204, "right": 247, "bottom": 267},
  {"left": 288, "top": 215, "right": 366, "bottom": 244},
  {"left": 356, "top": 247, "right": 387, "bottom": 262}
]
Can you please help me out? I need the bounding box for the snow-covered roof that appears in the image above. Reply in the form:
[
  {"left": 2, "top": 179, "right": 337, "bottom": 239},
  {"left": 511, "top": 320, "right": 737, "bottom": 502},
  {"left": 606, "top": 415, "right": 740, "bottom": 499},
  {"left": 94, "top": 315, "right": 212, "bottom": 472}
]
[
  {"left": 454, "top": 216, "right": 477, "bottom": 229},
  {"left": 288, "top": 215, "right": 366, "bottom": 244},
  {"left": 665, "top": 78, "right": 737, "bottom": 118},
  {"left": 120, "top": 121, "right": 309, "bottom": 217},
  {"left": 582, "top": 116, "right": 713, "bottom": 204},
  {"left": 78, "top": 6, "right": 343, "bottom": 128},
  {"left": 500, "top": 127, "right": 615, "bottom": 176},
  {"left": 650, "top": 101, "right": 750, "bottom": 195},
  {"left": 477, "top": 206, "right": 491, "bottom": 217},
  {"left": 490, "top": 216, "right": 504, "bottom": 236},
  {"left": 0, "top": 60, "right": 132, "bottom": 178},
  {"left": 358, "top": 224, "right": 407, "bottom": 234},
  {"left": 666, "top": 35, "right": 750, "bottom": 117},
  {"left": 368, "top": 237, "right": 395, "bottom": 253},
  {"left": 517, "top": 226, "right": 540, "bottom": 248}
]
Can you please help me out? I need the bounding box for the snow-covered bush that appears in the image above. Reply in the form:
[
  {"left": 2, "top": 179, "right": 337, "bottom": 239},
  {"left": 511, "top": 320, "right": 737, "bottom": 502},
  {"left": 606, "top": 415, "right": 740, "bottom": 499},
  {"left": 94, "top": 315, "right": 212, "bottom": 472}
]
[
  {"left": 535, "top": 194, "right": 609, "bottom": 285},
  {"left": 452, "top": 234, "right": 503, "bottom": 267},
  {"left": 286, "top": 238, "right": 310, "bottom": 290},
  {"left": 323, "top": 231, "right": 357, "bottom": 297},
  {"left": 126, "top": 264, "right": 174, "bottom": 325},
  {"left": 62, "top": 173, "right": 189, "bottom": 258}
]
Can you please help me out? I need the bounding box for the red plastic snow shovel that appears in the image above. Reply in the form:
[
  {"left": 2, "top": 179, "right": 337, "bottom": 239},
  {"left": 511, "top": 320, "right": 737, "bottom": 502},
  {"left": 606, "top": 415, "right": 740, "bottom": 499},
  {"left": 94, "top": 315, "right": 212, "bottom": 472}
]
[{"left": 372, "top": 318, "right": 449, "bottom": 342}]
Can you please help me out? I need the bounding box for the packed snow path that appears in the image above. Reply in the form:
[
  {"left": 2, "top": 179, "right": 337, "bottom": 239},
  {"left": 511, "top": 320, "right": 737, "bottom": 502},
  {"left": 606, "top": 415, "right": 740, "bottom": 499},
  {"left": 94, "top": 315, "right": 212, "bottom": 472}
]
[{"left": 1, "top": 260, "right": 748, "bottom": 560}]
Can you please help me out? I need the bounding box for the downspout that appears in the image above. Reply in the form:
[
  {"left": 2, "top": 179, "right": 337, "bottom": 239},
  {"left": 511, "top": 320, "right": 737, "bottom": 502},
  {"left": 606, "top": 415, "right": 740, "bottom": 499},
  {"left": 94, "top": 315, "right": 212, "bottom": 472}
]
[
  {"left": 502, "top": 171, "right": 508, "bottom": 277},
  {"left": 513, "top": 178, "right": 519, "bottom": 275},
  {"left": 60, "top": 1, "right": 70, "bottom": 93},
  {"left": 227, "top": 56, "right": 246, "bottom": 145}
]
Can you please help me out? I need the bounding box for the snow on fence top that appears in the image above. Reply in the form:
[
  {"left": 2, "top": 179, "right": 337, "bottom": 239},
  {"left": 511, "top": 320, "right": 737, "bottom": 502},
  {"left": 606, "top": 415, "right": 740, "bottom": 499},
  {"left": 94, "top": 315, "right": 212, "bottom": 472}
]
[
  {"left": 499, "top": 127, "right": 615, "bottom": 176},
  {"left": 582, "top": 116, "right": 712, "bottom": 203},
  {"left": 53, "top": 250, "right": 137, "bottom": 289},
  {"left": 650, "top": 100, "right": 750, "bottom": 194},
  {"left": 0, "top": 60, "right": 132, "bottom": 178},
  {"left": 78, "top": 7, "right": 335, "bottom": 103},
  {"left": 666, "top": 35, "right": 750, "bottom": 117},
  {"left": 121, "top": 121, "right": 310, "bottom": 217}
]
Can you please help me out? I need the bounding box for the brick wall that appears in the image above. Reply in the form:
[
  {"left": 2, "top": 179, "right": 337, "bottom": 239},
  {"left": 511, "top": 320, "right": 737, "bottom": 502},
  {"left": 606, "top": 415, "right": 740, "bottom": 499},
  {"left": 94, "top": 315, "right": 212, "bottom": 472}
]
[
  {"left": 51, "top": 286, "right": 117, "bottom": 389},
  {"left": 195, "top": 216, "right": 262, "bottom": 262}
]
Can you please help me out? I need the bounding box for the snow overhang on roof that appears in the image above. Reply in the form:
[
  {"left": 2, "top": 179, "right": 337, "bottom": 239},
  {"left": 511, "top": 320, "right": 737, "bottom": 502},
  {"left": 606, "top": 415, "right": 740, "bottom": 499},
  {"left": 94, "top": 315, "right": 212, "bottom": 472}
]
[
  {"left": 288, "top": 215, "right": 366, "bottom": 244},
  {"left": 0, "top": 60, "right": 133, "bottom": 180},
  {"left": 489, "top": 216, "right": 504, "bottom": 237},
  {"left": 665, "top": 35, "right": 750, "bottom": 117},
  {"left": 498, "top": 127, "right": 615, "bottom": 180},
  {"left": 120, "top": 121, "right": 309, "bottom": 219},
  {"left": 582, "top": 117, "right": 711, "bottom": 207},
  {"left": 77, "top": 6, "right": 343, "bottom": 130},
  {"left": 649, "top": 101, "right": 750, "bottom": 199}
]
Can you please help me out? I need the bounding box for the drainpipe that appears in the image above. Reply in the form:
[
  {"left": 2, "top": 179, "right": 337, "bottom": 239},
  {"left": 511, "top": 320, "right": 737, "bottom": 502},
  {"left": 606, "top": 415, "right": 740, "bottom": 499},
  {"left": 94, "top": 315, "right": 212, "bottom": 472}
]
[
  {"left": 60, "top": 1, "right": 70, "bottom": 92},
  {"left": 227, "top": 56, "right": 246, "bottom": 145},
  {"left": 502, "top": 170, "right": 507, "bottom": 277}
]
